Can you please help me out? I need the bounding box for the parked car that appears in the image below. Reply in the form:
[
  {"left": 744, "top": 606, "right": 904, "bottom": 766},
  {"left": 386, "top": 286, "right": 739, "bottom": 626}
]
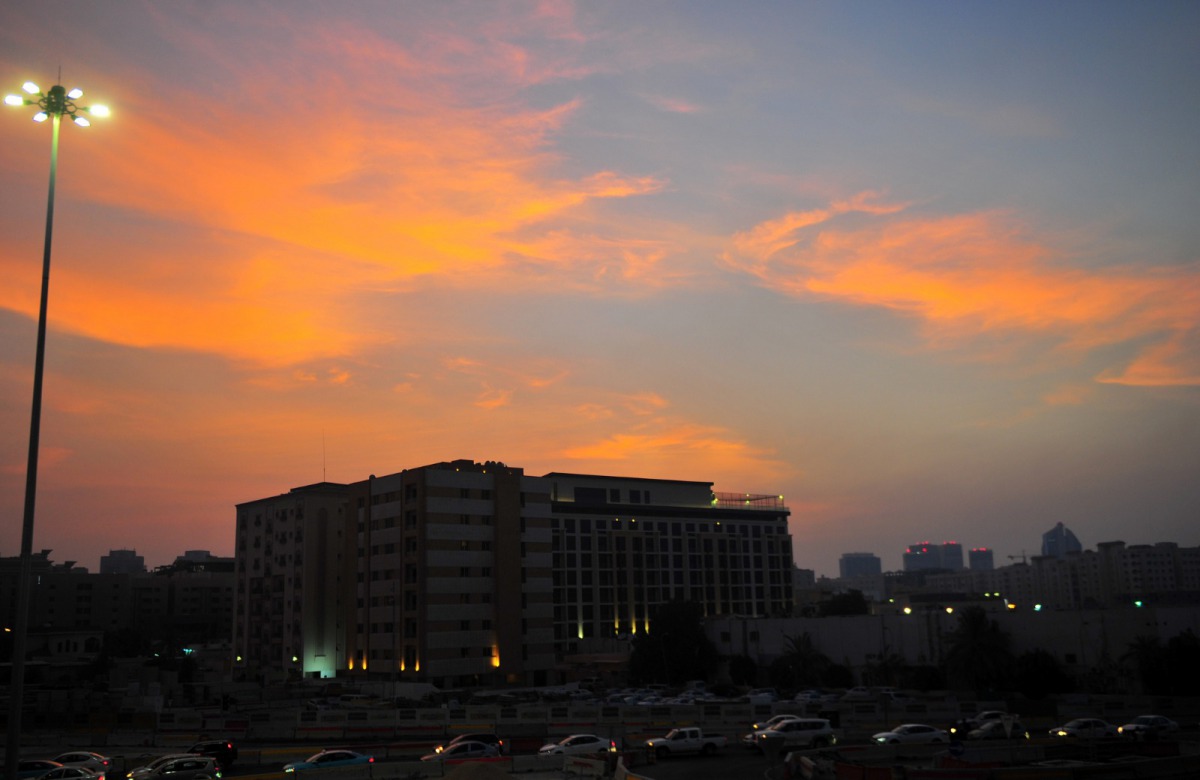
[
  {"left": 752, "top": 718, "right": 837, "bottom": 752},
  {"left": 841, "top": 686, "right": 874, "bottom": 701},
  {"left": 434, "top": 732, "right": 508, "bottom": 755},
  {"left": 1048, "top": 718, "right": 1119, "bottom": 739},
  {"left": 18, "top": 762, "right": 64, "bottom": 780},
  {"left": 745, "top": 713, "right": 803, "bottom": 742},
  {"left": 420, "top": 742, "right": 500, "bottom": 762},
  {"left": 538, "top": 734, "right": 617, "bottom": 756},
  {"left": 745, "top": 688, "right": 778, "bottom": 704},
  {"left": 125, "top": 756, "right": 219, "bottom": 780},
  {"left": 52, "top": 754, "right": 111, "bottom": 774},
  {"left": 126, "top": 755, "right": 201, "bottom": 780},
  {"left": 1119, "top": 715, "right": 1179, "bottom": 739},
  {"left": 187, "top": 741, "right": 237, "bottom": 769},
  {"left": 872, "top": 723, "right": 950, "bottom": 744},
  {"left": 36, "top": 768, "right": 102, "bottom": 780},
  {"left": 950, "top": 710, "right": 1011, "bottom": 737},
  {"left": 283, "top": 750, "right": 374, "bottom": 773},
  {"left": 968, "top": 720, "right": 1029, "bottom": 740}
]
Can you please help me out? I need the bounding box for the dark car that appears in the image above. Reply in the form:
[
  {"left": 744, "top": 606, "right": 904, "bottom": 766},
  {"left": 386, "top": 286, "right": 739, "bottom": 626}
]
[
  {"left": 17, "top": 764, "right": 64, "bottom": 780},
  {"left": 187, "top": 742, "right": 237, "bottom": 770},
  {"left": 435, "top": 732, "right": 508, "bottom": 756},
  {"left": 35, "top": 768, "right": 102, "bottom": 780}
]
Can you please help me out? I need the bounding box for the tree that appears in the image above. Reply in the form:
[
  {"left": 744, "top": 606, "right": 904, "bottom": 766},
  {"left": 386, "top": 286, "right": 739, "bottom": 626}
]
[
  {"left": 1165, "top": 630, "right": 1200, "bottom": 695},
  {"left": 819, "top": 590, "right": 869, "bottom": 617},
  {"left": 1121, "top": 635, "right": 1168, "bottom": 695},
  {"left": 1013, "top": 649, "right": 1073, "bottom": 699},
  {"left": 628, "top": 599, "right": 718, "bottom": 685},
  {"left": 943, "top": 607, "right": 1013, "bottom": 694},
  {"left": 863, "top": 651, "right": 908, "bottom": 688},
  {"left": 768, "top": 632, "right": 849, "bottom": 690},
  {"left": 727, "top": 654, "right": 758, "bottom": 686}
]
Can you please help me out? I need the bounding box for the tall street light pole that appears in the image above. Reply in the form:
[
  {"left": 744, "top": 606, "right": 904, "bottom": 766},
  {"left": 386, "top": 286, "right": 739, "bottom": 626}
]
[{"left": 4, "top": 80, "right": 108, "bottom": 780}]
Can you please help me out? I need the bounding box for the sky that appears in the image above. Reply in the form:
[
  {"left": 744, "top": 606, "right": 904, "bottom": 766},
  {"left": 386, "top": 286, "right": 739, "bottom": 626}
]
[{"left": 1, "top": 1, "right": 1197, "bottom": 578}]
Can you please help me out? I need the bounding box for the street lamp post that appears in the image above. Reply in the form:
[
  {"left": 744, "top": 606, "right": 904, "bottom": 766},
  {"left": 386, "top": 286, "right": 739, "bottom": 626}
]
[{"left": 4, "top": 80, "right": 108, "bottom": 780}]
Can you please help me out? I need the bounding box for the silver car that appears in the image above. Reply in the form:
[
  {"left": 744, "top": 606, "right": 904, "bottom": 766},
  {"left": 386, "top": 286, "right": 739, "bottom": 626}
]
[{"left": 873, "top": 723, "right": 949, "bottom": 744}]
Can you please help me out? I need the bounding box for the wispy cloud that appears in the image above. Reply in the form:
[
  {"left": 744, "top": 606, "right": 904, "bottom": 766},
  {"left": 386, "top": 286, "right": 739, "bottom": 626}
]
[
  {"left": 1, "top": 10, "right": 667, "bottom": 369},
  {"left": 726, "top": 197, "right": 1200, "bottom": 387}
]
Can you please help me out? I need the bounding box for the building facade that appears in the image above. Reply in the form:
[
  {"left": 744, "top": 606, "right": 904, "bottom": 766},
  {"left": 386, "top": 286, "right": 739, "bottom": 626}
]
[
  {"left": 925, "top": 540, "right": 1200, "bottom": 610},
  {"left": 968, "top": 547, "right": 994, "bottom": 571},
  {"left": 1042, "top": 522, "right": 1083, "bottom": 558},
  {"left": 232, "top": 460, "right": 794, "bottom": 688},
  {"left": 100, "top": 549, "right": 146, "bottom": 574},
  {"left": 545, "top": 473, "right": 793, "bottom": 660},
  {"left": 839, "top": 552, "right": 882, "bottom": 579}
]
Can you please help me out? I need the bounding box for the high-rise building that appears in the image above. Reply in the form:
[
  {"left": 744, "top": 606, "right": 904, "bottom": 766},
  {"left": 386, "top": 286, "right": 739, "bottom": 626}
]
[
  {"left": 903, "top": 541, "right": 942, "bottom": 571},
  {"left": 969, "top": 547, "right": 994, "bottom": 570},
  {"left": 839, "top": 552, "right": 882, "bottom": 578},
  {"left": 1042, "top": 522, "right": 1082, "bottom": 559},
  {"left": 941, "top": 542, "right": 964, "bottom": 571},
  {"left": 903, "top": 541, "right": 968, "bottom": 572},
  {"left": 233, "top": 460, "right": 793, "bottom": 688}
]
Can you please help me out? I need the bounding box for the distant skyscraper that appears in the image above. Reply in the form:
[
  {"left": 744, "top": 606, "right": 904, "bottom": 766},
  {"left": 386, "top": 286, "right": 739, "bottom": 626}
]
[
  {"left": 941, "top": 542, "right": 964, "bottom": 571},
  {"left": 1042, "top": 522, "right": 1082, "bottom": 559},
  {"left": 903, "top": 541, "right": 943, "bottom": 571},
  {"left": 100, "top": 548, "right": 145, "bottom": 574},
  {"left": 840, "top": 552, "right": 882, "bottom": 578},
  {"left": 902, "top": 541, "right": 966, "bottom": 572},
  {"left": 969, "top": 547, "right": 994, "bottom": 570}
]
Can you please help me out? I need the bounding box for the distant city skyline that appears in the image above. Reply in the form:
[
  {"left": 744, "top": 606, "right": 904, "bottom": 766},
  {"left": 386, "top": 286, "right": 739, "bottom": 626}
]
[{"left": 2, "top": 3, "right": 1197, "bottom": 580}]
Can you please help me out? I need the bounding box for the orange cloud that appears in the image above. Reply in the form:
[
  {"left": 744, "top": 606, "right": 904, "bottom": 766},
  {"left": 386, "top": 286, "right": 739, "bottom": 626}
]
[
  {"left": 561, "top": 421, "right": 790, "bottom": 486},
  {"left": 725, "top": 197, "right": 1200, "bottom": 387},
  {"left": 0, "top": 14, "right": 668, "bottom": 370},
  {"left": 644, "top": 94, "right": 705, "bottom": 114}
]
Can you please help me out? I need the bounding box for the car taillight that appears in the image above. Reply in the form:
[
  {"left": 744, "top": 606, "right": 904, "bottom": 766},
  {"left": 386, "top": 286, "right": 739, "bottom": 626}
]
[{"left": 367, "top": 758, "right": 374, "bottom": 764}]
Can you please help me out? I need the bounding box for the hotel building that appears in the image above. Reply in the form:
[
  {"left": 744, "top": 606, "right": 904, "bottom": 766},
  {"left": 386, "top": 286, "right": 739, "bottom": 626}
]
[{"left": 232, "top": 460, "right": 793, "bottom": 688}]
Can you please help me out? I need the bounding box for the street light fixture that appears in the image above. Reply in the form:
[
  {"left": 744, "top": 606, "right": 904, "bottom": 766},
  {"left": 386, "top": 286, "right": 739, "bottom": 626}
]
[{"left": 4, "top": 79, "right": 108, "bottom": 780}]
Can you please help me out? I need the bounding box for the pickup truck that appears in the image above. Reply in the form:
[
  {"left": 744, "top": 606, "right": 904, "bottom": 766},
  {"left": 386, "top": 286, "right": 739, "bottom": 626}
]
[{"left": 644, "top": 727, "right": 727, "bottom": 757}]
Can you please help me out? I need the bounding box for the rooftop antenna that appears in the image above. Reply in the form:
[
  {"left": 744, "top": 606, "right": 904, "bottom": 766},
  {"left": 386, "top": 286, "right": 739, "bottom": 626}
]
[{"left": 322, "top": 428, "right": 326, "bottom": 482}]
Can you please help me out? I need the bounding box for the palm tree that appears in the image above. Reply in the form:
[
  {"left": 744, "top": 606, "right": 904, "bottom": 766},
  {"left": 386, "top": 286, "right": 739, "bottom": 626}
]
[
  {"left": 943, "top": 607, "right": 1013, "bottom": 694},
  {"left": 777, "top": 632, "right": 832, "bottom": 688},
  {"left": 1121, "top": 635, "right": 1168, "bottom": 694}
]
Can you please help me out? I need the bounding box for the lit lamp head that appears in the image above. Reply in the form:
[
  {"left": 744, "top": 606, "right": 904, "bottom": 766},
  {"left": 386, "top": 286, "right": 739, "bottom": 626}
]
[{"left": 5, "top": 80, "right": 109, "bottom": 126}]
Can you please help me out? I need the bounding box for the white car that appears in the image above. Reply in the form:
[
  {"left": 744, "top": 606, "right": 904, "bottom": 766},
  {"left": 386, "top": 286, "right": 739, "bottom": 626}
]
[
  {"left": 52, "top": 755, "right": 111, "bottom": 775},
  {"left": 1119, "top": 715, "right": 1179, "bottom": 738},
  {"left": 950, "top": 710, "right": 1010, "bottom": 737},
  {"left": 753, "top": 718, "right": 837, "bottom": 751},
  {"left": 745, "top": 713, "right": 803, "bottom": 741},
  {"left": 873, "top": 723, "right": 949, "bottom": 744},
  {"left": 1049, "top": 718, "right": 1119, "bottom": 739},
  {"left": 538, "top": 734, "right": 617, "bottom": 756}
]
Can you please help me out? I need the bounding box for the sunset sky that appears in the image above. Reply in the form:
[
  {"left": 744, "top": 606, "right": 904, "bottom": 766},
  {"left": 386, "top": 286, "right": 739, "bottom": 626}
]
[{"left": 1, "top": 1, "right": 1197, "bottom": 577}]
